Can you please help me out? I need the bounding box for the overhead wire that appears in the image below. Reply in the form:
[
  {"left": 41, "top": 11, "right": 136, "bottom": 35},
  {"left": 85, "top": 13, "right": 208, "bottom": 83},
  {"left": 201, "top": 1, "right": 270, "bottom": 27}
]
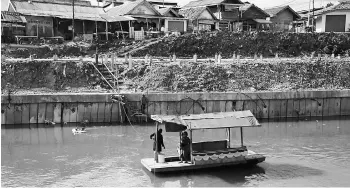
[{"left": 265, "top": 0, "right": 298, "bottom": 9}]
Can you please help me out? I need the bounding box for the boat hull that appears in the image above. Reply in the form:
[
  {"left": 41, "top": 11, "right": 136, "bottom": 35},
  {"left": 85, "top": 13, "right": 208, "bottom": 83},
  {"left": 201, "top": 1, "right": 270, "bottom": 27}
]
[{"left": 141, "top": 152, "right": 265, "bottom": 173}]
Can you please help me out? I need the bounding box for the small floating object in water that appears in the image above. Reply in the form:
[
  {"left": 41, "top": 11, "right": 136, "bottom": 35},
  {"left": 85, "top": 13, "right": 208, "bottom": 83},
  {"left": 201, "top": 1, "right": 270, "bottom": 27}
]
[
  {"left": 337, "top": 126, "right": 340, "bottom": 129},
  {"left": 316, "top": 120, "right": 319, "bottom": 122},
  {"left": 72, "top": 128, "right": 87, "bottom": 134},
  {"left": 44, "top": 120, "right": 55, "bottom": 125},
  {"left": 323, "top": 124, "right": 326, "bottom": 126}
]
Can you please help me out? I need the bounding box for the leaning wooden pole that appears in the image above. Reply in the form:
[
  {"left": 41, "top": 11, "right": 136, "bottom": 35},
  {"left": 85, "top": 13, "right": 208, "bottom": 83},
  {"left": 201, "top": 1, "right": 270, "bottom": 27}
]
[
  {"left": 155, "top": 121, "right": 159, "bottom": 162},
  {"left": 227, "top": 128, "right": 231, "bottom": 148},
  {"left": 189, "top": 124, "right": 193, "bottom": 164},
  {"left": 240, "top": 127, "right": 243, "bottom": 147}
]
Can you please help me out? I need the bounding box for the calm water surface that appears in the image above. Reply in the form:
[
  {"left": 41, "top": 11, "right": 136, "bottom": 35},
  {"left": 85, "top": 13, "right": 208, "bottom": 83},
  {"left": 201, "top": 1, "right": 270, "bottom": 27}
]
[{"left": 2, "top": 117, "right": 350, "bottom": 187}]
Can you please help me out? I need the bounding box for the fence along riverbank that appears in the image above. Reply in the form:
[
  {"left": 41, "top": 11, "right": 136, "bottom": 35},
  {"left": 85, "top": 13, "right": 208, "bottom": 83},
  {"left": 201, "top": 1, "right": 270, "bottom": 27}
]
[{"left": 1, "top": 90, "right": 350, "bottom": 125}]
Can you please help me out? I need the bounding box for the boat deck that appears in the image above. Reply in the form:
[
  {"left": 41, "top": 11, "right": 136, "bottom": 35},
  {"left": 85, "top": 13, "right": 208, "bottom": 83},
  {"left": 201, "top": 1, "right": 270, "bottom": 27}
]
[{"left": 141, "top": 153, "right": 265, "bottom": 173}]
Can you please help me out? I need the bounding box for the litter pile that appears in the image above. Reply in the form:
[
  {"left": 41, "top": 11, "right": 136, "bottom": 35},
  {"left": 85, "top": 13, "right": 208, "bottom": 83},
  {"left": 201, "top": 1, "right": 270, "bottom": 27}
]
[
  {"left": 125, "top": 59, "right": 350, "bottom": 92},
  {"left": 133, "top": 31, "right": 350, "bottom": 58}
]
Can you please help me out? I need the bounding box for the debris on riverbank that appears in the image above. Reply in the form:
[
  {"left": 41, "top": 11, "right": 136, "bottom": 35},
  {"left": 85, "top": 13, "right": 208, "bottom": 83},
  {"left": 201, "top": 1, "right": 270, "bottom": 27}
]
[
  {"left": 2, "top": 32, "right": 350, "bottom": 59},
  {"left": 2, "top": 58, "right": 350, "bottom": 95},
  {"left": 1, "top": 38, "right": 162, "bottom": 59},
  {"left": 133, "top": 31, "right": 350, "bottom": 58}
]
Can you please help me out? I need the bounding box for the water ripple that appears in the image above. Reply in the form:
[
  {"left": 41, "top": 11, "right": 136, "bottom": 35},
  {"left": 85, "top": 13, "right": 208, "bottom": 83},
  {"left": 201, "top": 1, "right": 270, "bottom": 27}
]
[{"left": 2, "top": 118, "right": 350, "bottom": 187}]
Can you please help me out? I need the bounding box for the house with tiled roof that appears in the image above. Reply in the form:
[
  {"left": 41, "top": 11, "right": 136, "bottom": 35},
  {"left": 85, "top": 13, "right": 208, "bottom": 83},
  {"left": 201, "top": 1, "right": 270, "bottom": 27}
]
[
  {"left": 107, "top": 0, "right": 187, "bottom": 39},
  {"left": 314, "top": 0, "right": 350, "bottom": 32},
  {"left": 239, "top": 3, "right": 271, "bottom": 31},
  {"left": 264, "top": 5, "right": 300, "bottom": 31},
  {"left": 182, "top": 0, "right": 244, "bottom": 31},
  {"left": 179, "top": 7, "right": 219, "bottom": 32}
]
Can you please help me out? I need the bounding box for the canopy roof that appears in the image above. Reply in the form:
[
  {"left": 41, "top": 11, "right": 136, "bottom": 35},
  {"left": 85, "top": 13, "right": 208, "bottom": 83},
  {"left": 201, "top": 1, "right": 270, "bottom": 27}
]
[
  {"left": 1, "top": 11, "right": 27, "bottom": 23},
  {"left": 151, "top": 110, "right": 260, "bottom": 132},
  {"left": 11, "top": 0, "right": 135, "bottom": 22}
]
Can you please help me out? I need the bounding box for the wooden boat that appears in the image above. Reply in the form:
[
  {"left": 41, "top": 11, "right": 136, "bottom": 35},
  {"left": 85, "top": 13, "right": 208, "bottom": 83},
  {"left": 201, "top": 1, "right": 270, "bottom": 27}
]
[{"left": 141, "top": 110, "right": 266, "bottom": 173}]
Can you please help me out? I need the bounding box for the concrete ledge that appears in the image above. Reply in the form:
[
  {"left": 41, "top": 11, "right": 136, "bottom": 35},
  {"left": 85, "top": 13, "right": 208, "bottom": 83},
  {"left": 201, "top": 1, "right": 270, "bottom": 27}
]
[{"left": 2, "top": 90, "right": 350, "bottom": 103}]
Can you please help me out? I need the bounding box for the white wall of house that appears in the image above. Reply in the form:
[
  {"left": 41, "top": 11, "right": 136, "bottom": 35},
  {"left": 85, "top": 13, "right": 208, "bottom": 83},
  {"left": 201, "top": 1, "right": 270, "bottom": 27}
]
[
  {"left": 317, "top": 10, "right": 350, "bottom": 32},
  {"left": 315, "top": 16, "right": 323, "bottom": 32}
]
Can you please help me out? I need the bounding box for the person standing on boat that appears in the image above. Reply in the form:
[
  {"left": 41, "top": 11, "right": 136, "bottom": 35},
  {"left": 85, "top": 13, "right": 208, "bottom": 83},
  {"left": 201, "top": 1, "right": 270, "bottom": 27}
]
[
  {"left": 141, "top": 94, "right": 148, "bottom": 114},
  {"left": 180, "top": 131, "right": 191, "bottom": 163},
  {"left": 150, "top": 129, "right": 165, "bottom": 162}
]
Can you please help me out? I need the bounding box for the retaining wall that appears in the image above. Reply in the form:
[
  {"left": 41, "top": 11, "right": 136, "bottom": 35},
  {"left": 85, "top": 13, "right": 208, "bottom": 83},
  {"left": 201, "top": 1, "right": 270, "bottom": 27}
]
[{"left": 1, "top": 90, "right": 350, "bottom": 125}]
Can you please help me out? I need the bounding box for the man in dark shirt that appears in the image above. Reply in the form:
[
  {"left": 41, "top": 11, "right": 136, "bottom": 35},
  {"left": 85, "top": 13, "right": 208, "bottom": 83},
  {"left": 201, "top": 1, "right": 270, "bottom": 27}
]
[
  {"left": 150, "top": 128, "right": 165, "bottom": 162},
  {"left": 180, "top": 131, "right": 191, "bottom": 163},
  {"left": 141, "top": 94, "right": 148, "bottom": 114}
]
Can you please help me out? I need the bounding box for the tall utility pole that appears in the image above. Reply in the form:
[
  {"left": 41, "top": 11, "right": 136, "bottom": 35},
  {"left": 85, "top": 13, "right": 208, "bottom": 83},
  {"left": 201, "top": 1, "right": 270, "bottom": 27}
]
[
  {"left": 72, "top": 0, "right": 75, "bottom": 41},
  {"left": 308, "top": 0, "right": 311, "bottom": 26},
  {"left": 95, "top": 0, "right": 99, "bottom": 64},
  {"left": 312, "top": 0, "right": 315, "bottom": 32}
]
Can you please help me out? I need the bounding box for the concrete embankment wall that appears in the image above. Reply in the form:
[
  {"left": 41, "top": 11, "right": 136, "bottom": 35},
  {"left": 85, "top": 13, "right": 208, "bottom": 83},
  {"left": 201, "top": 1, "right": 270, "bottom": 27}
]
[{"left": 1, "top": 90, "right": 350, "bottom": 125}]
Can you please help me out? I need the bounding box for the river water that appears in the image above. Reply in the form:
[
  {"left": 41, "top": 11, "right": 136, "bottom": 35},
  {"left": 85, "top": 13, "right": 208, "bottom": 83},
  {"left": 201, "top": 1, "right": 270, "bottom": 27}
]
[{"left": 2, "top": 117, "right": 350, "bottom": 187}]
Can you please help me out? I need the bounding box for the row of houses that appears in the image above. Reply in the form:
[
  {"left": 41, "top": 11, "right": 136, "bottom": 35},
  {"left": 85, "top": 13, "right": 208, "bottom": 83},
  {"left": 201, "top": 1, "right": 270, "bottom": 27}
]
[
  {"left": 297, "top": 0, "right": 350, "bottom": 32},
  {"left": 2, "top": 0, "right": 350, "bottom": 42}
]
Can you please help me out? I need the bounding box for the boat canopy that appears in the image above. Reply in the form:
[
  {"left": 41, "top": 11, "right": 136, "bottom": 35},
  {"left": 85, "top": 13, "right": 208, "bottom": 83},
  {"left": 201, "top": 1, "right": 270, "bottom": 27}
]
[{"left": 151, "top": 110, "right": 261, "bottom": 132}]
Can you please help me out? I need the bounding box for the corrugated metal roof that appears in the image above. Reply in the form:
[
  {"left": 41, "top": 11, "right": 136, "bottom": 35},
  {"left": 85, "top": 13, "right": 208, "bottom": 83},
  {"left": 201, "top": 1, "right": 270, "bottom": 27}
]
[
  {"left": 325, "top": 1, "right": 350, "bottom": 12},
  {"left": 264, "top": 6, "right": 287, "bottom": 17},
  {"left": 28, "top": 0, "right": 92, "bottom": 6},
  {"left": 1, "top": 11, "right": 27, "bottom": 23},
  {"left": 239, "top": 3, "right": 269, "bottom": 17},
  {"left": 107, "top": 0, "right": 140, "bottom": 16},
  {"left": 12, "top": 0, "right": 106, "bottom": 21},
  {"left": 179, "top": 7, "right": 217, "bottom": 20},
  {"left": 264, "top": 5, "right": 300, "bottom": 19},
  {"left": 182, "top": 0, "right": 243, "bottom": 9},
  {"left": 107, "top": 0, "right": 161, "bottom": 16}
]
